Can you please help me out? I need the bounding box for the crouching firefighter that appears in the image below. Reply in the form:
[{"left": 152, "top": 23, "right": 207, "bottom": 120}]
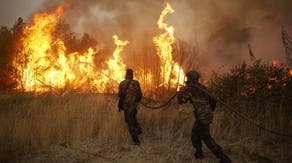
[
  {"left": 118, "top": 68, "right": 143, "bottom": 145},
  {"left": 177, "top": 70, "right": 231, "bottom": 163}
]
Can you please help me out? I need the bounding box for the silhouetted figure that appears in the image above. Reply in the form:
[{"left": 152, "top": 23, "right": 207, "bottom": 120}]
[
  {"left": 118, "top": 69, "right": 143, "bottom": 145},
  {"left": 177, "top": 70, "right": 231, "bottom": 163}
]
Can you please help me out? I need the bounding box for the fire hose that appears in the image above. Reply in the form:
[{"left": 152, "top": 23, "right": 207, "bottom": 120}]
[
  {"left": 189, "top": 84, "right": 292, "bottom": 138},
  {"left": 80, "top": 62, "right": 292, "bottom": 138},
  {"left": 139, "top": 91, "right": 180, "bottom": 109},
  {"left": 141, "top": 84, "right": 292, "bottom": 138}
]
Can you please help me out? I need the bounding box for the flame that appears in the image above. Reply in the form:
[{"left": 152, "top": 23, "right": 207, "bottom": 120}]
[
  {"left": 102, "top": 35, "right": 128, "bottom": 82},
  {"left": 13, "top": 4, "right": 74, "bottom": 92},
  {"left": 290, "top": 69, "right": 292, "bottom": 76},
  {"left": 12, "top": 3, "right": 186, "bottom": 94},
  {"left": 153, "top": 3, "right": 185, "bottom": 90},
  {"left": 12, "top": 5, "right": 130, "bottom": 93}
]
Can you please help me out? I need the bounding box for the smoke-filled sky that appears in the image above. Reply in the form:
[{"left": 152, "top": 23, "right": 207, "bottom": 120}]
[
  {"left": 0, "top": 0, "right": 46, "bottom": 27},
  {"left": 1, "top": 0, "right": 292, "bottom": 75}
]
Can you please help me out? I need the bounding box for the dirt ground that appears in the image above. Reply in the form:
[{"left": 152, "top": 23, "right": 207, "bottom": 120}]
[
  {"left": 1, "top": 93, "right": 291, "bottom": 163},
  {"left": 13, "top": 137, "right": 291, "bottom": 163}
]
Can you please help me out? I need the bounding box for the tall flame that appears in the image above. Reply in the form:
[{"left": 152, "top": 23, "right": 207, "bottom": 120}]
[
  {"left": 13, "top": 4, "right": 75, "bottom": 92},
  {"left": 88, "top": 35, "right": 129, "bottom": 93},
  {"left": 102, "top": 35, "right": 128, "bottom": 83},
  {"left": 12, "top": 4, "right": 129, "bottom": 93},
  {"left": 153, "top": 3, "right": 185, "bottom": 89},
  {"left": 12, "top": 2, "right": 187, "bottom": 94}
]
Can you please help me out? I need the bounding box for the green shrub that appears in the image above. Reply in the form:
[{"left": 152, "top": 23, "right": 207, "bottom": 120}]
[{"left": 210, "top": 60, "right": 292, "bottom": 113}]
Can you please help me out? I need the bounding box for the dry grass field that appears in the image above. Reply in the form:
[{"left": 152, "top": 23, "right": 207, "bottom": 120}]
[{"left": 0, "top": 93, "right": 291, "bottom": 162}]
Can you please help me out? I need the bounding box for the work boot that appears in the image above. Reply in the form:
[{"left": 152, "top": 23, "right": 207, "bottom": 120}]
[
  {"left": 136, "top": 128, "right": 142, "bottom": 135},
  {"left": 194, "top": 149, "right": 204, "bottom": 159},
  {"left": 134, "top": 140, "right": 140, "bottom": 145},
  {"left": 132, "top": 136, "right": 140, "bottom": 145}
]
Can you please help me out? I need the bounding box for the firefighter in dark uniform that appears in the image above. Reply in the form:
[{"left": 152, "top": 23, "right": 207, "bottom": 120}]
[
  {"left": 118, "top": 69, "right": 143, "bottom": 145},
  {"left": 177, "top": 70, "right": 231, "bottom": 163}
]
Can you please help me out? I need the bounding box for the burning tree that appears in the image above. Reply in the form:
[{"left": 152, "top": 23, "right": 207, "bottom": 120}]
[
  {"left": 7, "top": 3, "right": 189, "bottom": 95},
  {"left": 0, "top": 17, "right": 25, "bottom": 91}
]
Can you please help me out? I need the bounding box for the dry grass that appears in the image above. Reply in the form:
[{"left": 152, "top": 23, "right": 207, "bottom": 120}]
[
  {"left": 0, "top": 93, "right": 193, "bottom": 161},
  {"left": 0, "top": 93, "right": 291, "bottom": 162}
]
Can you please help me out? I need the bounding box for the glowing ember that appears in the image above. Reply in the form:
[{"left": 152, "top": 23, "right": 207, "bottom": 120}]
[
  {"left": 271, "top": 60, "right": 278, "bottom": 67},
  {"left": 153, "top": 3, "right": 185, "bottom": 90}
]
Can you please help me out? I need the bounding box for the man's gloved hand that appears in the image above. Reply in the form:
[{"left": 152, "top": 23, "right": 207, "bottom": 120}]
[{"left": 178, "top": 87, "right": 191, "bottom": 104}]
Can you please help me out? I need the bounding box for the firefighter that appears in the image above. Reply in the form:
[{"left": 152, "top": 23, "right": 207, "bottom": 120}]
[
  {"left": 118, "top": 68, "right": 143, "bottom": 145},
  {"left": 177, "top": 70, "right": 231, "bottom": 163}
]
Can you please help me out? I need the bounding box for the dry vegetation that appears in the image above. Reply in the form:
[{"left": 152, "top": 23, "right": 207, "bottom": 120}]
[{"left": 0, "top": 90, "right": 291, "bottom": 162}]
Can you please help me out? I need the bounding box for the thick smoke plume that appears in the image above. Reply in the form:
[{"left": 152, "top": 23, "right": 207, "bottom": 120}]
[{"left": 36, "top": 0, "right": 292, "bottom": 76}]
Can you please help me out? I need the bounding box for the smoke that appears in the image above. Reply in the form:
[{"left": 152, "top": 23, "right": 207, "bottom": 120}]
[
  {"left": 34, "top": 0, "right": 292, "bottom": 75},
  {"left": 0, "top": 0, "right": 46, "bottom": 27}
]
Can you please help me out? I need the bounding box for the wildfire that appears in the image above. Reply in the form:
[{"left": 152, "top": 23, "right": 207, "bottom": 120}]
[
  {"left": 265, "top": 60, "right": 292, "bottom": 89},
  {"left": 12, "top": 3, "right": 186, "bottom": 94},
  {"left": 153, "top": 3, "right": 185, "bottom": 90},
  {"left": 12, "top": 4, "right": 130, "bottom": 93},
  {"left": 13, "top": 4, "right": 75, "bottom": 92},
  {"left": 101, "top": 35, "right": 128, "bottom": 85}
]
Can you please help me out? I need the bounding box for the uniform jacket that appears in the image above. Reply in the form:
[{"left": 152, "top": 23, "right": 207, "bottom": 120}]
[
  {"left": 178, "top": 82, "right": 217, "bottom": 125},
  {"left": 118, "top": 79, "right": 142, "bottom": 111}
]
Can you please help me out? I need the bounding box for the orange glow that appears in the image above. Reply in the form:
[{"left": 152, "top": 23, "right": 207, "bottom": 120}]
[
  {"left": 271, "top": 60, "right": 278, "bottom": 67},
  {"left": 13, "top": 4, "right": 75, "bottom": 92},
  {"left": 153, "top": 3, "right": 185, "bottom": 90},
  {"left": 269, "top": 77, "right": 277, "bottom": 81},
  {"left": 12, "top": 3, "right": 186, "bottom": 93},
  {"left": 12, "top": 5, "right": 131, "bottom": 93},
  {"left": 100, "top": 35, "right": 129, "bottom": 91}
]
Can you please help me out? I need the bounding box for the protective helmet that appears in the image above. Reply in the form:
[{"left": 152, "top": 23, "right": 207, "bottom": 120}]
[
  {"left": 186, "top": 70, "right": 200, "bottom": 81},
  {"left": 126, "top": 68, "right": 133, "bottom": 75}
]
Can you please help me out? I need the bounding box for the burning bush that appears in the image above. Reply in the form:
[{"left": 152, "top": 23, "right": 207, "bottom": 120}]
[
  {"left": 210, "top": 60, "right": 292, "bottom": 112},
  {"left": 209, "top": 60, "right": 292, "bottom": 141}
]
